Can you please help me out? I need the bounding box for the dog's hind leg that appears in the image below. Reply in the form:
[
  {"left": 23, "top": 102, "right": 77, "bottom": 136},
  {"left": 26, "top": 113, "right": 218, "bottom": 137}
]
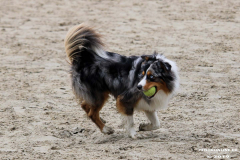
[
  {"left": 81, "top": 101, "right": 91, "bottom": 114},
  {"left": 82, "top": 93, "right": 114, "bottom": 134},
  {"left": 81, "top": 101, "right": 106, "bottom": 124},
  {"left": 88, "top": 107, "right": 113, "bottom": 134}
]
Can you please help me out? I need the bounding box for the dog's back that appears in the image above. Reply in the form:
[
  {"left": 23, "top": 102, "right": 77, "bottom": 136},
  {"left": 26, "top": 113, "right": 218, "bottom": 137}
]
[{"left": 65, "top": 23, "right": 142, "bottom": 104}]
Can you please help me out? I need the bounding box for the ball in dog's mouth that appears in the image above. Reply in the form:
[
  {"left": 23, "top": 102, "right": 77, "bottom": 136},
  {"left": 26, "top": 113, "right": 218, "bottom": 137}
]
[{"left": 143, "top": 86, "right": 157, "bottom": 99}]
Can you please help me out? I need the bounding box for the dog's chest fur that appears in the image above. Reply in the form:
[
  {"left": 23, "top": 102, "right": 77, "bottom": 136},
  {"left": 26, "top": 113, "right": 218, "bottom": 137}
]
[{"left": 136, "top": 90, "right": 171, "bottom": 111}]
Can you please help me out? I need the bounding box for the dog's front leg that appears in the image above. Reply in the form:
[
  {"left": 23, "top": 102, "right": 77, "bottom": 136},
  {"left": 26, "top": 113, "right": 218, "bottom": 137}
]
[
  {"left": 125, "top": 115, "right": 136, "bottom": 139},
  {"left": 139, "top": 111, "right": 160, "bottom": 131},
  {"left": 116, "top": 96, "right": 136, "bottom": 138}
]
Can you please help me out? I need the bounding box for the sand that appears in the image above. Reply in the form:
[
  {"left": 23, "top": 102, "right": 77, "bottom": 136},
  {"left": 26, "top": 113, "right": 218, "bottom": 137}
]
[{"left": 0, "top": 0, "right": 239, "bottom": 159}]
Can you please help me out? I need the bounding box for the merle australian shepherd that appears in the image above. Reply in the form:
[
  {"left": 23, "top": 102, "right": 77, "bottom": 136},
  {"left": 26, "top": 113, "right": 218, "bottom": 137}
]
[{"left": 64, "top": 24, "right": 179, "bottom": 138}]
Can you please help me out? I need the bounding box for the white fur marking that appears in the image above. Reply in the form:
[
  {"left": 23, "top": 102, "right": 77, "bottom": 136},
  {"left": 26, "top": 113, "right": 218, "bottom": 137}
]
[
  {"left": 94, "top": 47, "right": 109, "bottom": 59},
  {"left": 139, "top": 111, "right": 160, "bottom": 131},
  {"left": 102, "top": 126, "right": 114, "bottom": 134},
  {"left": 129, "top": 58, "right": 142, "bottom": 86},
  {"left": 145, "top": 111, "right": 160, "bottom": 127},
  {"left": 138, "top": 75, "right": 147, "bottom": 87},
  {"left": 124, "top": 115, "right": 136, "bottom": 138},
  {"left": 136, "top": 90, "right": 170, "bottom": 111}
]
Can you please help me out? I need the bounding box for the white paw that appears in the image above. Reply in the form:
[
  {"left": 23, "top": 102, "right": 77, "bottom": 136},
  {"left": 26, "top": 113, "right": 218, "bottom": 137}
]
[
  {"left": 102, "top": 126, "right": 114, "bottom": 135},
  {"left": 139, "top": 123, "right": 160, "bottom": 131},
  {"left": 128, "top": 128, "right": 136, "bottom": 139}
]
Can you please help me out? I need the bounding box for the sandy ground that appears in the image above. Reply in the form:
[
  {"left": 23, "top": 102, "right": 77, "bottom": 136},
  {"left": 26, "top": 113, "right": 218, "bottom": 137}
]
[{"left": 0, "top": 0, "right": 240, "bottom": 159}]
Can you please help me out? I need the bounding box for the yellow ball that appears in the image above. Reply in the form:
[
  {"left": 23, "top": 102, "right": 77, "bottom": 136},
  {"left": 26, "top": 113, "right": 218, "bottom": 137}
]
[{"left": 143, "top": 87, "right": 156, "bottom": 97}]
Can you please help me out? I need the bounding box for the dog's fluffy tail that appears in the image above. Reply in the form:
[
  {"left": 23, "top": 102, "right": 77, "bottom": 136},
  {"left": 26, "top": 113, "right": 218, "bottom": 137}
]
[{"left": 64, "top": 23, "right": 108, "bottom": 64}]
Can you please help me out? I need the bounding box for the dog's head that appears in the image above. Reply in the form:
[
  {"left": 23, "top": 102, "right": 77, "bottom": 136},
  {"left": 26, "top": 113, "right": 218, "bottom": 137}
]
[{"left": 137, "top": 54, "right": 176, "bottom": 99}]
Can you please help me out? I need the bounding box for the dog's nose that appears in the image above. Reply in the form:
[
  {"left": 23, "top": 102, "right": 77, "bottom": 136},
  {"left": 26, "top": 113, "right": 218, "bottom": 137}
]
[{"left": 137, "top": 85, "right": 142, "bottom": 90}]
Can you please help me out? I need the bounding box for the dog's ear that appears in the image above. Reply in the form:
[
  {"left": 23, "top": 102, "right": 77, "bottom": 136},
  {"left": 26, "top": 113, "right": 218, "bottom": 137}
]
[
  {"left": 141, "top": 54, "right": 156, "bottom": 61},
  {"left": 158, "top": 61, "right": 171, "bottom": 72},
  {"left": 162, "top": 62, "right": 171, "bottom": 72},
  {"left": 141, "top": 55, "right": 149, "bottom": 61}
]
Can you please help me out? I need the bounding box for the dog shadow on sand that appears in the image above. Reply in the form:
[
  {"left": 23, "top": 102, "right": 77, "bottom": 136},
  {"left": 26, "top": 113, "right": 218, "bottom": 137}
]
[{"left": 93, "top": 131, "right": 166, "bottom": 144}]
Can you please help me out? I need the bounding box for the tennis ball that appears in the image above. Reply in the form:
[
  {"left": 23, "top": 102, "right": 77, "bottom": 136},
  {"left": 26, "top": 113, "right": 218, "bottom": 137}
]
[{"left": 143, "top": 87, "right": 156, "bottom": 97}]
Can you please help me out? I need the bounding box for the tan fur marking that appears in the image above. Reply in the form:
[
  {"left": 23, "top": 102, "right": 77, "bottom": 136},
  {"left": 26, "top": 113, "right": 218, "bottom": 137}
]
[
  {"left": 147, "top": 71, "right": 152, "bottom": 76},
  {"left": 145, "top": 57, "right": 149, "bottom": 61},
  {"left": 116, "top": 96, "right": 125, "bottom": 115},
  {"left": 143, "top": 81, "right": 170, "bottom": 95},
  {"left": 81, "top": 101, "right": 91, "bottom": 114},
  {"left": 83, "top": 92, "right": 109, "bottom": 131},
  {"left": 88, "top": 109, "right": 105, "bottom": 130},
  {"left": 142, "top": 71, "right": 145, "bottom": 75}
]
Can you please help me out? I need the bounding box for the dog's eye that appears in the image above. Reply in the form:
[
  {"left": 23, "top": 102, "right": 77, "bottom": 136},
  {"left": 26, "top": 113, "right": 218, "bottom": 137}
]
[{"left": 149, "top": 75, "right": 155, "bottom": 81}]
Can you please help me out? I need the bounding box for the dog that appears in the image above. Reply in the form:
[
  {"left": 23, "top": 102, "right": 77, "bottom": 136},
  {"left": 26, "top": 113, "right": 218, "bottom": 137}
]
[{"left": 64, "top": 23, "right": 179, "bottom": 138}]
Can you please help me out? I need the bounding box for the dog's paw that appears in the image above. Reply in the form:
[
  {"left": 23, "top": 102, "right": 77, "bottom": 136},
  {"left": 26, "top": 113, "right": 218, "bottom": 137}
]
[
  {"left": 139, "top": 123, "right": 160, "bottom": 131},
  {"left": 102, "top": 126, "right": 114, "bottom": 135},
  {"left": 139, "top": 123, "right": 151, "bottom": 131},
  {"left": 128, "top": 128, "right": 136, "bottom": 139}
]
